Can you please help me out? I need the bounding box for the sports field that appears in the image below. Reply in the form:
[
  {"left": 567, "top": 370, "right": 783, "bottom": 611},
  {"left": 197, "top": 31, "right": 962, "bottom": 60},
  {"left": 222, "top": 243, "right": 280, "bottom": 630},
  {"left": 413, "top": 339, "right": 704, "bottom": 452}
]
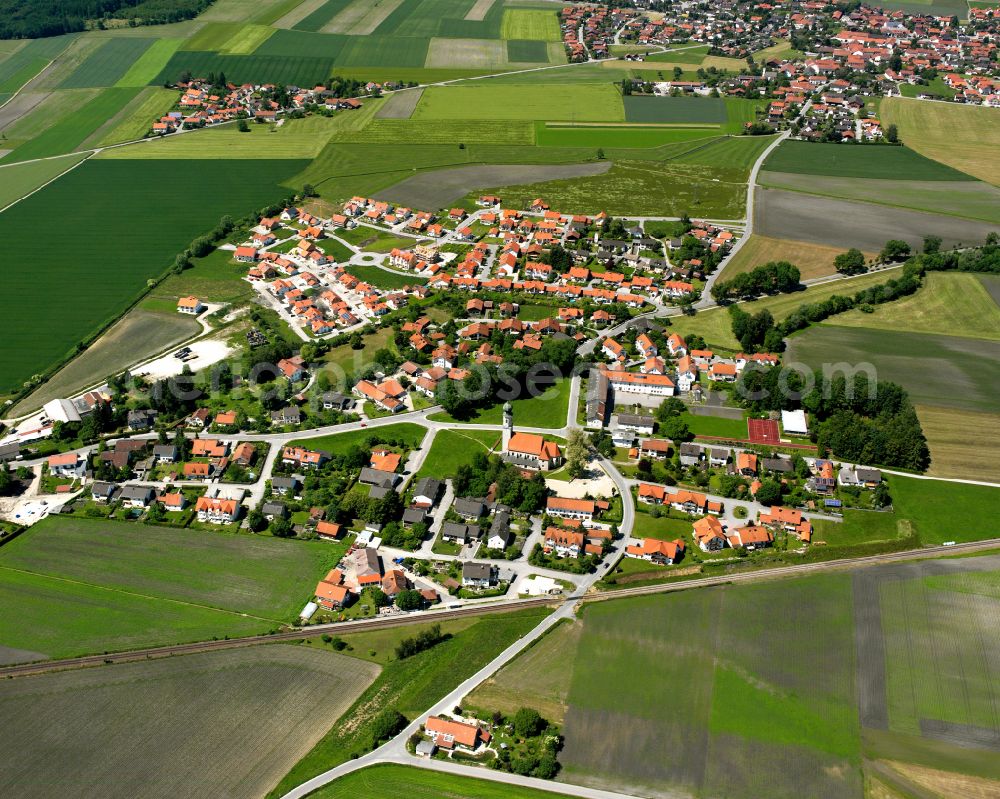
[
  {"left": 762, "top": 140, "right": 974, "bottom": 181},
  {"left": 0, "top": 516, "right": 341, "bottom": 660},
  {"left": 0, "top": 646, "right": 379, "bottom": 799},
  {"left": 412, "top": 84, "right": 625, "bottom": 121},
  {"left": 312, "top": 764, "right": 570, "bottom": 799},
  {"left": 880, "top": 98, "right": 1000, "bottom": 186},
  {"left": 0, "top": 158, "right": 302, "bottom": 394}
]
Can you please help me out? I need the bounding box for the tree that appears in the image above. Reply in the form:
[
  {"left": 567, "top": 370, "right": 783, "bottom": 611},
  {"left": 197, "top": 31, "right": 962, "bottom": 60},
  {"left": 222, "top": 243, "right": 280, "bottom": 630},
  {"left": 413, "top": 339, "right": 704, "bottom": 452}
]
[
  {"left": 237, "top": 118, "right": 250, "bottom": 132},
  {"left": 754, "top": 478, "right": 783, "bottom": 506},
  {"left": 0, "top": 465, "right": 12, "bottom": 496},
  {"left": 565, "top": 428, "right": 590, "bottom": 479},
  {"left": 246, "top": 508, "right": 266, "bottom": 532},
  {"left": 872, "top": 482, "right": 891, "bottom": 508},
  {"left": 923, "top": 235, "right": 942, "bottom": 254},
  {"left": 879, "top": 239, "right": 910, "bottom": 262},
  {"left": 270, "top": 517, "right": 294, "bottom": 537},
  {"left": 885, "top": 123, "right": 899, "bottom": 143},
  {"left": 395, "top": 589, "right": 423, "bottom": 611},
  {"left": 512, "top": 707, "right": 545, "bottom": 738},
  {"left": 596, "top": 147, "right": 605, "bottom": 159},
  {"left": 369, "top": 708, "right": 406, "bottom": 746},
  {"left": 834, "top": 248, "right": 866, "bottom": 275},
  {"left": 368, "top": 587, "right": 389, "bottom": 607}
]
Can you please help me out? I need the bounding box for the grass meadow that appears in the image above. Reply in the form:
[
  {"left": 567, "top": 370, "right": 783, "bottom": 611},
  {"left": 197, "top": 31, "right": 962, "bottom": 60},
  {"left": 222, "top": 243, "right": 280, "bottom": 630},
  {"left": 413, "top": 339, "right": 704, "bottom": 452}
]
[
  {"left": 412, "top": 84, "right": 625, "bottom": 122},
  {"left": 0, "top": 514, "right": 347, "bottom": 660},
  {"left": 624, "top": 95, "right": 727, "bottom": 124},
  {"left": 880, "top": 98, "right": 1000, "bottom": 187},
  {"left": 414, "top": 428, "right": 501, "bottom": 479},
  {"left": 916, "top": 404, "right": 1000, "bottom": 483},
  {"left": 500, "top": 9, "right": 561, "bottom": 41},
  {"left": 311, "top": 764, "right": 571, "bottom": 799},
  {"left": 344, "top": 263, "right": 426, "bottom": 289},
  {"left": 0, "top": 646, "right": 378, "bottom": 799},
  {"left": 290, "top": 422, "right": 428, "bottom": 454},
  {"left": 427, "top": 376, "right": 570, "bottom": 428},
  {"left": 270, "top": 607, "right": 552, "bottom": 796},
  {"left": 114, "top": 37, "right": 184, "bottom": 85},
  {"left": 0, "top": 157, "right": 301, "bottom": 394},
  {"left": 0, "top": 152, "right": 90, "bottom": 209}
]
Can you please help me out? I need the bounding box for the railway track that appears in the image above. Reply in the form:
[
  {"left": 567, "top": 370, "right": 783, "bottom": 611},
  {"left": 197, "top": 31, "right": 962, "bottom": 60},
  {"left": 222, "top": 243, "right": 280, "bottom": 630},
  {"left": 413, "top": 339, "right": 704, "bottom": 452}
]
[
  {"left": 0, "top": 597, "right": 557, "bottom": 679},
  {"left": 4, "top": 538, "right": 997, "bottom": 679}
]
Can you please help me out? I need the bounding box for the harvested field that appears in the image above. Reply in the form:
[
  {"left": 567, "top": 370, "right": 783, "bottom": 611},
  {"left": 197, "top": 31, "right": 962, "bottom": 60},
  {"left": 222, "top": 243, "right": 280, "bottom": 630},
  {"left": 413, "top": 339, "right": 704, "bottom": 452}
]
[
  {"left": 379, "top": 161, "right": 611, "bottom": 208},
  {"left": 826, "top": 273, "right": 1000, "bottom": 341},
  {"left": 465, "top": 0, "right": 496, "bottom": 21},
  {"left": 720, "top": 234, "right": 873, "bottom": 281},
  {"left": 881, "top": 97, "right": 1000, "bottom": 186},
  {"left": 882, "top": 760, "right": 1000, "bottom": 799},
  {"left": 758, "top": 171, "right": 1000, "bottom": 224},
  {"left": 755, "top": 188, "right": 1000, "bottom": 251},
  {"left": 327, "top": 0, "right": 404, "bottom": 35},
  {"left": 785, "top": 325, "right": 1000, "bottom": 414},
  {"left": 425, "top": 37, "right": 507, "bottom": 68},
  {"left": 0, "top": 645, "right": 378, "bottom": 799},
  {"left": 916, "top": 404, "right": 1000, "bottom": 484},
  {"left": 10, "top": 308, "right": 199, "bottom": 417},
  {"left": 0, "top": 91, "right": 52, "bottom": 133},
  {"left": 374, "top": 87, "right": 422, "bottom": 118}
]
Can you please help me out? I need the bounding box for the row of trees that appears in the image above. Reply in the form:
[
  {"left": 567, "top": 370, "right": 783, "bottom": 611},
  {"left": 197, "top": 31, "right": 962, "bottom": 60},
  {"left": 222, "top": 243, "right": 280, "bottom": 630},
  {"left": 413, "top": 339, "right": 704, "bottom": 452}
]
[
  {"left": 394, "top": 624, "right": 447, "bottom": 659},
  {"left": 711, "top": 260, "right": 801, "bottom": 302}
]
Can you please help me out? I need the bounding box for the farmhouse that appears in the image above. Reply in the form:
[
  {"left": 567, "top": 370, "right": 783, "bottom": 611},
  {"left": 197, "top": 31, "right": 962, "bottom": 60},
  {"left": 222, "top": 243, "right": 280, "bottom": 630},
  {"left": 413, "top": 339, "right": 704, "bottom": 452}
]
[{"left": 424, "top": 716, "right": 490, "bottom": 751}]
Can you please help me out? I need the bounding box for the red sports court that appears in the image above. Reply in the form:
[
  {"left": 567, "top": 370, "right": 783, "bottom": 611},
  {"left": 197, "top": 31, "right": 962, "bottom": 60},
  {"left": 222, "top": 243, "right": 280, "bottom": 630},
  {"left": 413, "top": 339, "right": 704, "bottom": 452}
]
[{"left": 747, "top": 418, "right": 779, "bottom": 444}]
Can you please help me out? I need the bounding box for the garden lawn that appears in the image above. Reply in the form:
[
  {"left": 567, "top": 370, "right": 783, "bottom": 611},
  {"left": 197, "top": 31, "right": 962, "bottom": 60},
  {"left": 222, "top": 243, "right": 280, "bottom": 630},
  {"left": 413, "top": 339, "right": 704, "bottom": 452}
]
[
  {"left": 310, "top": 764, "right": 571, "bottom": 799},
  {"left": 412, "top": 84, "right": 625, "bottom": 122},
  {"left": 269, "top": 607, "right": 551, "bottom": 797},
  {"left": 0, "top": 516, "right": 340, "bottom": 659},
  {"left": 0, "top": 158, "right": 302, "bottom": 393},
  {"left": 632, "top": 511, "right": 694, "bottom": 539},
  {"left": 682, "top": 411, "right": 749, "bottom": 440},
  {"left": 290, "top": 422, "right": 428, "bottom": 454},
  {"left": 428, "top": 377, "right": 570, "bottom": 428},
  {"left": 415, "top": 428, "right": 501, "bottom": 479}
]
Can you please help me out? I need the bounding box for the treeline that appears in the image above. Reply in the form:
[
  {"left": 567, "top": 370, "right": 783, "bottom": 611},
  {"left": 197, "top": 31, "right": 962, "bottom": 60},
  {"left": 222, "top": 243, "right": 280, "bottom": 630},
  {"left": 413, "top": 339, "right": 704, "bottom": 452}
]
[
  {"left": 0, "top": 0, "right": 213, "bottom": 39},
  {"left": 711, "top": 260, "right": 801, "bottom": 302},
  {"left": 736, "top": 369, "right": 930, "bottom": 470},
  {"left": 453, "top": 453, "right": 548, "bottom": 513},
  {"left": 394, "top": 624, "right": 448, "bottom": 660}
]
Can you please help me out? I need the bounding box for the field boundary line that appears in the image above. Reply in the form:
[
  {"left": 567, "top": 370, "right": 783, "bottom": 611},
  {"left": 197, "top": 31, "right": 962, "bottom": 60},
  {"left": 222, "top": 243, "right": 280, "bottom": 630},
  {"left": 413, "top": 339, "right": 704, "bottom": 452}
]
[
  {"left": 0, "top": 150, "right": 95, "bottom": 216},
  {"left": 0, "top": 56, "right": 57, "bottom": 113},
  {"left": 0, "top": 563, "right": 285, "bottom": 623}
]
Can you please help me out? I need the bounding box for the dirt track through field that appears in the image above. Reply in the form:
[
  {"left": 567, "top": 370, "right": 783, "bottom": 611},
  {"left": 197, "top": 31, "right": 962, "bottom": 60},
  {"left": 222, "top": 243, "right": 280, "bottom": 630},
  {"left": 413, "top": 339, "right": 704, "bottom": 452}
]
[
  {"left": 379, "top": 161, "right": 611, "bottom": 208},
  {"left": 465, "top": 0, "right": 496, "bottom": 21},
  {"left": 756, "top": 188, "right": 1000, "bottom": 251},
  {"left": 0, "top": 91, "right": 50, "bottom": 132}
]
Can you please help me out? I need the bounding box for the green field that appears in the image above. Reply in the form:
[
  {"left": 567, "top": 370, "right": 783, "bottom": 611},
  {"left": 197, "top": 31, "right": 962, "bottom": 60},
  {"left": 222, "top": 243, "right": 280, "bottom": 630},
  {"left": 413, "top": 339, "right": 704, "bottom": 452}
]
[
  {"left": 1, "top": 87, "right": 142, "bottom": 163},
  {"left": 890, "top": 475, "right": 1000, "bottom": 546},
  {"left": 0, "top": 516, "right": 340, "bottom": 660},
  {"left": 97, "top": 86, "right": 180, "bottom": 144},
  {"left": 428, "top": 377, "right": 570, "bottom": 428},
  {"left": 786, "top": 325, "right": 1000, "bottom": 414},
  {"left": 624, "top": 95, "right": 727, "bottom": 124},
  {"left": 339, "top": 118, "right": 536, "bottom": 145},
  {"left": 344, "top": 263, "right": 425, "bottom": 289},
  {"left": 682, "top": 410, "right": 749, "bottom": 439},
  {"left": 115, "top": 38, "right": 184, "bottom": 86},
  {"left": 0, "top": 646, "right": 379, "bottom": 799},
  {"left": 152, "top": 49, "right": 336, "bottom": 87},
  {"left": 271, "top": 607, "right": 551, "bottom": 796},
  {"left": 290, "top": 422, "right": 428, "bottom": 454},
  {"left": 0, "top": 35, "right": 74, "bottom": 93},
  {"left": 0, "top": 152, "right": 90, "bottom": 209},
  {"left": 415, "top": 428, "right": 501, "bottom": 479},
  {"left": 412, "top": 84, "right": 625, "bottom": 122},
  {"left": 501, "top": 9, "right": 561, "bottom": 41},
  {"left": 825, "top": 273, "right": 1000, "bottom": 341},
  {"left": 535, "top": 123, "right": 717, "bottom": 148},
  {"left": 506, "top": 38, "right": 550, "bottom": 62},
  {"left": 312, "top": 764, "right": 570, "bottom": 799},
  {"left": 762, "top": 140, "right": 975, "bottom": 181},
  {"left": 59, "top": 37, "right": 156, "bottom": 89},
  {"left": 0, "top": 158, "right": 302, "bottom": 394}
]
